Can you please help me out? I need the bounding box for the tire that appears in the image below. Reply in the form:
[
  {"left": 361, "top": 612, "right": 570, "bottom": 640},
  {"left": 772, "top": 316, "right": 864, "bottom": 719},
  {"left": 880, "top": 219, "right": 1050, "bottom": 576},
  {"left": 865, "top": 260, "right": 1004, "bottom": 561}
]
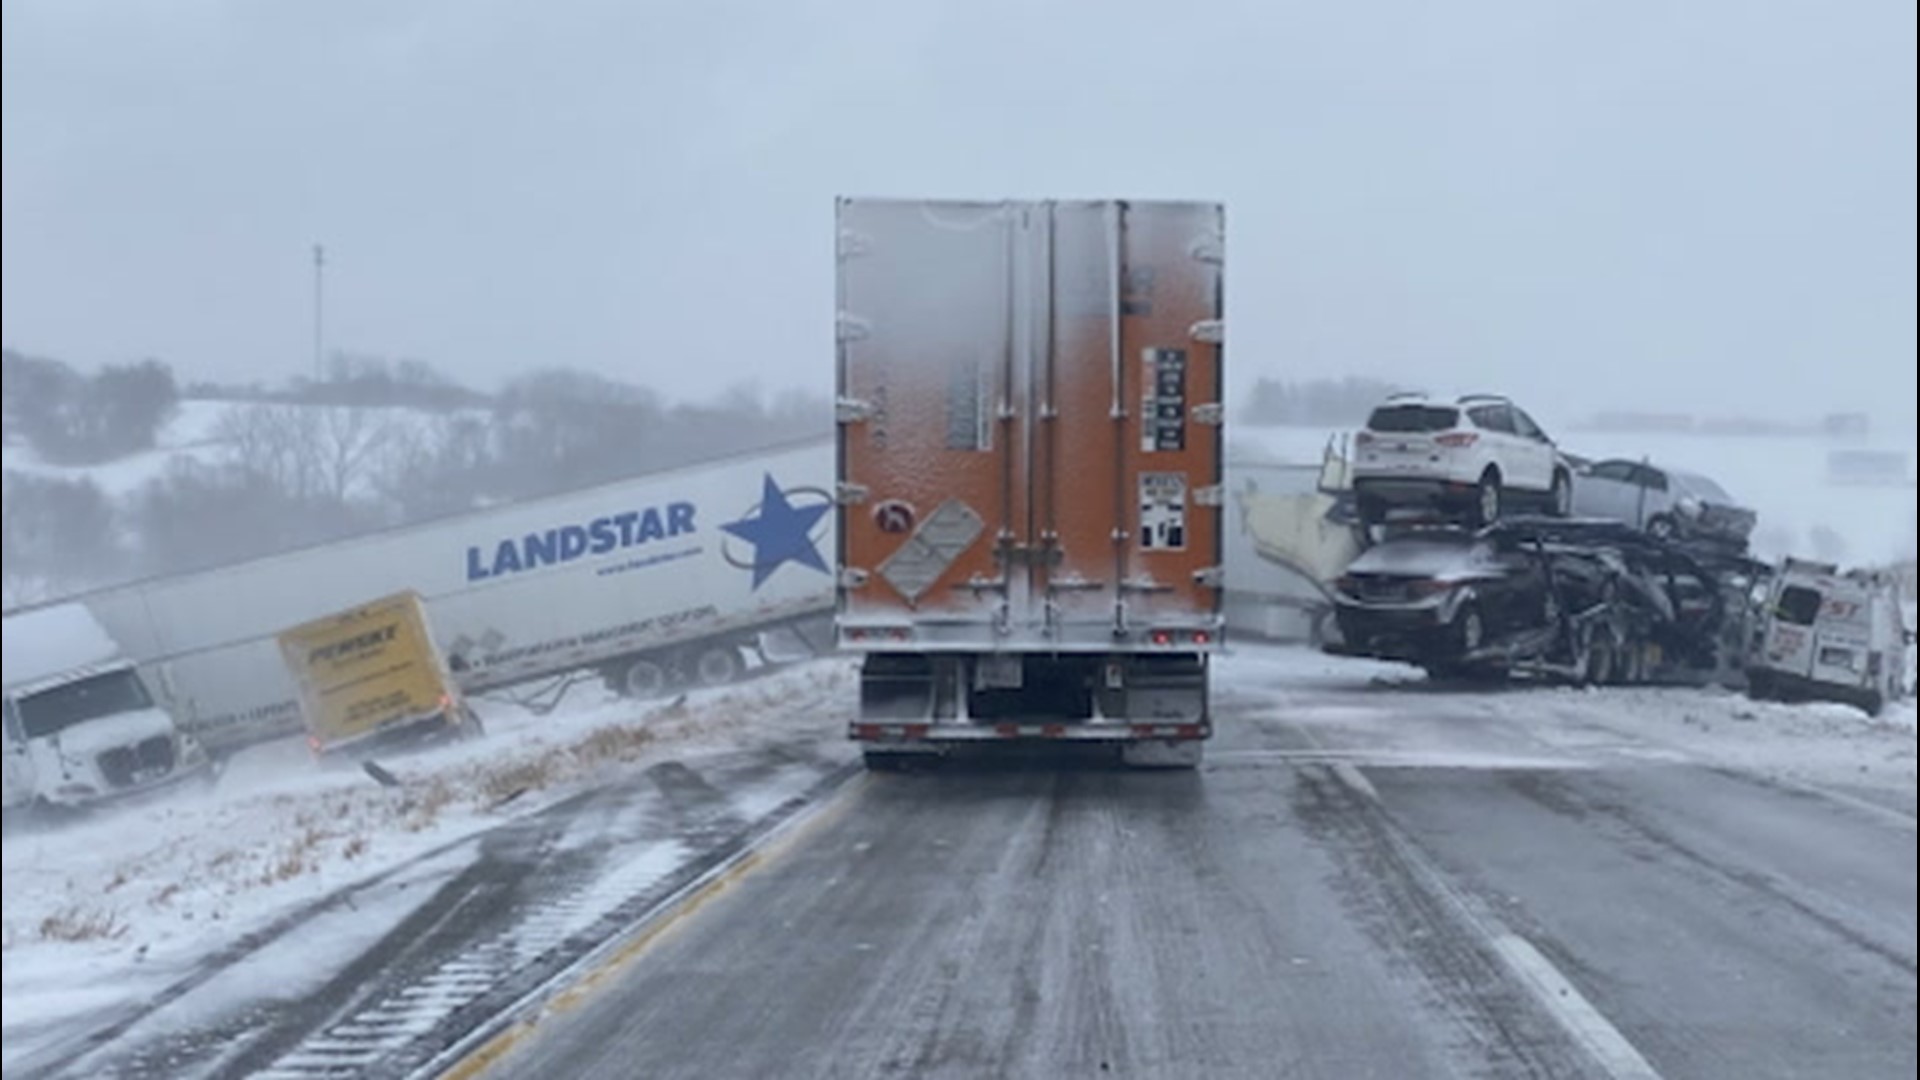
[
  {"left": 1857, "top": 690, "right": 1886, "bottom": 718},
  {"left": 621, "top": 657, "right": 672, "bottom": 699},
  {"left": 691, "top": 644, "right": 745, "bottom": 688},
  {"left": 1646, "top": 514, "right": 1677, "bottom": 541},
  {"left": 1473, "top": 471, "right": 1502, "bottom": 528},
  {"left": 1456, "top": 603, "right": 1486, "bottom": 655},
  {"left": 1582, "top": 636, "right": 1614, "bottom": 686},
  {"left": 1549, "top": 470, "right": 1573, "bottom": 517}
]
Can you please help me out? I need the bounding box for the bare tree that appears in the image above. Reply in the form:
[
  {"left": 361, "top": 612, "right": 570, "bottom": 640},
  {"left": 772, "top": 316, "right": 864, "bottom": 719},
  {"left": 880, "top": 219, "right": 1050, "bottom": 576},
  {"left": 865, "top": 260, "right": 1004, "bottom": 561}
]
[{"left": 213, "top": 403, "right": 400, "bottom": 503}]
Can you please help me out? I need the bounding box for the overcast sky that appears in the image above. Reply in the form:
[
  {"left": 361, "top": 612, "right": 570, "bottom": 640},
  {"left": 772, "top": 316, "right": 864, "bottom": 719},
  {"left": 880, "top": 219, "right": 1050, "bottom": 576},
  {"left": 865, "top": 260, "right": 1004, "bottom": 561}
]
[{"left": 3, "top": 0, "right": 1914, "bottom": 431}]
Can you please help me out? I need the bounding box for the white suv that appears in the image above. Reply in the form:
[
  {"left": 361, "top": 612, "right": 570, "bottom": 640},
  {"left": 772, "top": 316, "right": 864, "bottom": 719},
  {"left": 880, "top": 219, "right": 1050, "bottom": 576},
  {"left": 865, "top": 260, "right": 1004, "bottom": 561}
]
[{"left": 1351, "top": 393, "right": 1572, "bottom": 529}]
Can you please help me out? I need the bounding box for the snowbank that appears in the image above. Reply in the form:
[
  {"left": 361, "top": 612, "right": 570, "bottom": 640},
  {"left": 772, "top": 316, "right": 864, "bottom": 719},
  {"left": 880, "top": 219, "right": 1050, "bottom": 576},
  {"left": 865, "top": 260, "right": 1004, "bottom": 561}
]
[{"left": 0, "top": 658, "right": 857, "bottom": 1070}]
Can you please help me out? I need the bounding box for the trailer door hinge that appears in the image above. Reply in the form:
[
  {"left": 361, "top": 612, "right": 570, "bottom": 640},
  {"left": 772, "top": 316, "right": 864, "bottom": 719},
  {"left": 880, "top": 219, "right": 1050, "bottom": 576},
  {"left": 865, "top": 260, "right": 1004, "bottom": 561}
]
[
  {"left": 1193, "top": 484, "right": 1225, "bottom": 507},
  {"left": 1189, "top": 319, "right": 1224, "bottom": 344},
  {"left": 836, "top": 312, "right": 871, "bottom": 343},
  {"left": 1190, "top": 403, "right": 1224, "bottom": 426},
  {"left": 836, "top": 483, "right": 870, "bottom": 505},
  {"left": 836, "top": 397, "right": 874, "bottom": 424},
  {"left": 1194, "top": 566, "right": 1226, "bottom": 588}
]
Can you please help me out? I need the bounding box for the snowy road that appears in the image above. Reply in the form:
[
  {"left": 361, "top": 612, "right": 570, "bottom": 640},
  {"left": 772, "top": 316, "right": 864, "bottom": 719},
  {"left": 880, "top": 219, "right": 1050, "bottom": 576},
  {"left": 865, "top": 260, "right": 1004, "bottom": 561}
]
[{"left": 481, "top": 651, "right": 1916, "bottom": 1080}]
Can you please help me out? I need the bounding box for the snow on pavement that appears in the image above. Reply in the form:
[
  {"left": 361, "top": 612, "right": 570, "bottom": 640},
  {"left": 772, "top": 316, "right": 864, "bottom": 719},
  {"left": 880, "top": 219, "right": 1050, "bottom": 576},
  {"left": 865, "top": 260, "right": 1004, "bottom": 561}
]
[
  {"left": 1216, "top": 645, "right": 1916, "bottom": 814},
  {"left": 0, "top": 658, "right": 857, "bottom": 1071}
]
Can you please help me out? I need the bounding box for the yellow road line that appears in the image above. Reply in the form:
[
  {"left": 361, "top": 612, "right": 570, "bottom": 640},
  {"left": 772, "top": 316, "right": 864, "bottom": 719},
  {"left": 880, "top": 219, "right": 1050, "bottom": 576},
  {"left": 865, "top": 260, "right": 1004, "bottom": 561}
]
[{"left": 438, "top": 771, "right": 869, "bottom": 1080}]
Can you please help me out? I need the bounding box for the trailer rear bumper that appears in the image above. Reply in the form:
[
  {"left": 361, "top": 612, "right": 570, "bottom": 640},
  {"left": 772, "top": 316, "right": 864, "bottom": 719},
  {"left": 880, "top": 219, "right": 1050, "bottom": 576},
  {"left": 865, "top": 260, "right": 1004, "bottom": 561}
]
[{"left": 851, "top": 721, "right": 1210, "bottom": 744}]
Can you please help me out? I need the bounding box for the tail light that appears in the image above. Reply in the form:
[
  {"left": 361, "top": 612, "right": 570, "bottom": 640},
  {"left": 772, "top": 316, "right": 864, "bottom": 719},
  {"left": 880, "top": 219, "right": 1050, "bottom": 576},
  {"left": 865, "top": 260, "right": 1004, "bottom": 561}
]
[
  {"left": 1334, "top": 575, "right": 1358, "bottom": 596},
  {"left": 1191, "top": 630, "right": 1212, "bottom": 645},
  {"left": 1354, "top": 431, "right": 1376, "bottom": 446},
  {"left": 847, "top": 628, "right": 867, "bottom": 641},
  {"left": 1434, "top": 432, "right": 1478, "bottom": 448},
  {"left": 1150, "top": 630, "right": 1173, "bottom": 646}
]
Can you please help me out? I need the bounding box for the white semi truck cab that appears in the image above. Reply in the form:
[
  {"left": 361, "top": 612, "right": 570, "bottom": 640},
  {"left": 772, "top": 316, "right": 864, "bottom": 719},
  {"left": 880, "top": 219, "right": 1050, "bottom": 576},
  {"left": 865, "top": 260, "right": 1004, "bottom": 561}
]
[
  {"left": 1747, "top": 557, "right": 1912, "bottom": 716},
  {"left": 3, "top": 603, "right": 211, "bottom": 811}
]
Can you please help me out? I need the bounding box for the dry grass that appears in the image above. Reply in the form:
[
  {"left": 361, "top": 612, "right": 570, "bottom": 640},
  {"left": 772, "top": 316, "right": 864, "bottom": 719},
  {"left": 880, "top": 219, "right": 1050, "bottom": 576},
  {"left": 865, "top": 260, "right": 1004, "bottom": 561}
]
[
  {"left": 402, "top": 778, "right": 455, "bottom": 832},
  {"left": 341, "top": 835, "right": 369, "bottom": 860},
  {"left": 39, "top": 906, "right": 128, "bottom": 943}
]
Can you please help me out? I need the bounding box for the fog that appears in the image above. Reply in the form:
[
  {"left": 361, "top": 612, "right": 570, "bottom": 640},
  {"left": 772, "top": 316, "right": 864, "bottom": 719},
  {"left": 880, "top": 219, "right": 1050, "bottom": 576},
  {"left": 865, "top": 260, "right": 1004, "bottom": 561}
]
[{"left": 3, "top": 0, "right": 1915, "bottom": 431}]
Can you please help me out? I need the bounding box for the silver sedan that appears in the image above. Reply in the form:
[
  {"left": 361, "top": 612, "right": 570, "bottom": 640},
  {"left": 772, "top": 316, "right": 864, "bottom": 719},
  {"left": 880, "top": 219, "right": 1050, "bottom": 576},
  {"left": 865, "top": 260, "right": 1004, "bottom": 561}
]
[{"left": 1570, "top": 459, "right": 1757, "bottom": 547}]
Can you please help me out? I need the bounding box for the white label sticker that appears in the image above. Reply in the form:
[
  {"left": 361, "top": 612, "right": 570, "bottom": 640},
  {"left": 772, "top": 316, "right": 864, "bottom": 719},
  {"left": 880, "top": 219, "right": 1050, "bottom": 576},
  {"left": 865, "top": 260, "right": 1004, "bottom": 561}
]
[{"left": 1140, "top": 472, "right": 1188, "bottom": 551}]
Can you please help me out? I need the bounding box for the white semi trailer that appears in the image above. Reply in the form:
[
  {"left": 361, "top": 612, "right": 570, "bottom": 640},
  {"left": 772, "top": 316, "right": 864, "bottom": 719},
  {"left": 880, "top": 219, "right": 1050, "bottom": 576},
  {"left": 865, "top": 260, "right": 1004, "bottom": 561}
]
[{"left": 17, "top": 439, "right": 835, "bottom": 753}]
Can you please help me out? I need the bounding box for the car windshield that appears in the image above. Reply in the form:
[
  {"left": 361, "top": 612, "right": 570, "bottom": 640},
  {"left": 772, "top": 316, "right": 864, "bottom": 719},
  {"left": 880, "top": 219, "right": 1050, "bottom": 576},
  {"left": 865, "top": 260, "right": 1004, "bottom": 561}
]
[
  {"left": 1366, "top": 405, "right": 1458, "bottom": 433},
  {"left": 14, "top": 668, "right": 154, "bottom": 740},
  {"left": 1673, "top": 473, "right": 1734, "bottom": 502}
]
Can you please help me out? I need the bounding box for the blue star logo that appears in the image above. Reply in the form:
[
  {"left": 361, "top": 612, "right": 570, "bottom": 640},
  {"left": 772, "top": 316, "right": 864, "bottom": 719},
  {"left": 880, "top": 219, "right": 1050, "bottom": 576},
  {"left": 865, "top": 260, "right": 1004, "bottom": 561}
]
[{"left": 721, "top": 474, "right": 831, "bottom": 589}]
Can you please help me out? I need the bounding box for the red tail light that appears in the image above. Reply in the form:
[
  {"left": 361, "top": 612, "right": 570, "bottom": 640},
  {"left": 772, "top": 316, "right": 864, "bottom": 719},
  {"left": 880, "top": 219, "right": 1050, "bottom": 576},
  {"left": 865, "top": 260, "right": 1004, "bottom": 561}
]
[
  {"left": 1192, "top": 630, "right": 1211, "bottom": 644},
  {"left": 1434, "top": 432, "right": 1478, "bottom": 448},
  {"left": 1150, "top": 630, "right": 1173, "bottom": 646}
]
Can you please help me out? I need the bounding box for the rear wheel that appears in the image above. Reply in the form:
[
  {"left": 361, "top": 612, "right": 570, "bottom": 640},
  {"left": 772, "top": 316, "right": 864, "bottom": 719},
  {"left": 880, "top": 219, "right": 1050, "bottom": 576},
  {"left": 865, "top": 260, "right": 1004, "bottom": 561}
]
[
  {"left": 621, "top": 657, "right": 671, "bottom": 699},
  {"left": 1473, "top": 471, "right": 1503, "bottom": 527},
  {"left": 1550, "top": 470, "right": 1573, "bottom": 517},
  {"left": 691, "top": 644, "right": 744, "bottom": 688}
]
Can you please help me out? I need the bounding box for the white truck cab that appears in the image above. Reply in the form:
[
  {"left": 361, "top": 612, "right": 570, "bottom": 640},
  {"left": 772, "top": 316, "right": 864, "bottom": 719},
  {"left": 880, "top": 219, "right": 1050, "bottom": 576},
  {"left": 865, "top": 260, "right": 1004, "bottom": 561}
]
[
  {"left": 1747, "top": 558, "right": 1912, "bottom": 716},
  {"left": 3, "top": 603, "right": 212, "bottom": 811}
]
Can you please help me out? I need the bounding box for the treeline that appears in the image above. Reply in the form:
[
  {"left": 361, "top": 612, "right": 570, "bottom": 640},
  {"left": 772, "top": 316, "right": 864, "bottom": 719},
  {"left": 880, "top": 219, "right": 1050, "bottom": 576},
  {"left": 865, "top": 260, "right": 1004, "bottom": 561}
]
[{"left": 2, "top": 350, "right": 828, "bottom": 604}]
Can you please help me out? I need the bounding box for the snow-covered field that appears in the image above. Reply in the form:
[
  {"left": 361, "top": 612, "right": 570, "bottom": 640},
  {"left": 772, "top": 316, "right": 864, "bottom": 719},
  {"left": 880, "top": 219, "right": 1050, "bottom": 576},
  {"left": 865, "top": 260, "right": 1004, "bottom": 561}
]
[
  {"left": 3, "top": 399, "right": 244, "bottom": 498},
  {"left": 0, "top": 659, "right": 858, "bottom": 1071}
]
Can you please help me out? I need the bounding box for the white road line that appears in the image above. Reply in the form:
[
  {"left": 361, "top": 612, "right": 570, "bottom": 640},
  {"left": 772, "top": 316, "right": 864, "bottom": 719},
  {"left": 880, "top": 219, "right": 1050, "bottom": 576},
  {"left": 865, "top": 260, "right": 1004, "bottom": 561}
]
[
  {"left": 1309, "top": 747, "right": 1667, "bottom": 1080},
  {"left": 1493, "top": 934, "right": 1664, "bottom": 1080}
]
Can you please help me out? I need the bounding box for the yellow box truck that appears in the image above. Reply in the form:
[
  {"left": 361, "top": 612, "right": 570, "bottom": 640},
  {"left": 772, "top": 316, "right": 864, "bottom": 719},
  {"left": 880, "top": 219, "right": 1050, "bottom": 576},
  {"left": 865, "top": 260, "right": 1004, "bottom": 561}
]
[{"left": 277, "top": 591, "right": 478, "bottom": 756}]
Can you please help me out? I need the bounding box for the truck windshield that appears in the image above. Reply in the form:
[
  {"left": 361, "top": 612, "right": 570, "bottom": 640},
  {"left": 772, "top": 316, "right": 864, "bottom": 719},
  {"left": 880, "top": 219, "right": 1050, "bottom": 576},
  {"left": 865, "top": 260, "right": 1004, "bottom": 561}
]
[
  {"left": 15, "top": 669, "right": 154, "bottom": 740},
  {"left": 1366, "top": 405, "right": 1459, "bottom": 433},
  {"left": 1773, "top": 585, "right": 1823, "bottom": 627}
]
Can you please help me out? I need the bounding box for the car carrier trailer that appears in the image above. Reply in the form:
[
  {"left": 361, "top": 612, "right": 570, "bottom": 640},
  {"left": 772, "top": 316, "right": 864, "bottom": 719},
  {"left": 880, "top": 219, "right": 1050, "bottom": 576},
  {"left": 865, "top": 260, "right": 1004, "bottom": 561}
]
[{"left": 1328, "top": 516, "right": 1770, "bottom": 686}]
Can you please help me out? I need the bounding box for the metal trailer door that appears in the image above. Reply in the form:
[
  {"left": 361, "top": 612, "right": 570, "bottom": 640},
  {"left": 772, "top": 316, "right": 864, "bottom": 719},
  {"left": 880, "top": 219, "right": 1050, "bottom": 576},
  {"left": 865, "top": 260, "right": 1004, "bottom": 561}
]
[{"left": 836, "top": 198, "right": 1225, "bottom": 649}]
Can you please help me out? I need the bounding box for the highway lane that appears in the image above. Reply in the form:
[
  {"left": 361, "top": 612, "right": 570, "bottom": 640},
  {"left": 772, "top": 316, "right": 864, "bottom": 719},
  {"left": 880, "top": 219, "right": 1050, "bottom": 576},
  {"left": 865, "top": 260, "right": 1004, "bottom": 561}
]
[{"left": 481, "top": 661, "right": 1916, "bottom": 1080}]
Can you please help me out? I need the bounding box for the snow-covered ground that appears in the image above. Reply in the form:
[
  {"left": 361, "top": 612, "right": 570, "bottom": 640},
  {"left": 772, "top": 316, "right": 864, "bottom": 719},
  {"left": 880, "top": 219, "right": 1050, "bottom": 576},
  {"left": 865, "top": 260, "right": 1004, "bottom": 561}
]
[
  {"left": 1219, "top": 644, "right": 1917, "bottom": 812},
  {"left": 1230, "top": 423, "right": 1918, "bottom": 568},
  {"left": 2, "top": 399, "right": 243, "bottom": 498},
  {"left": 0, "top": 658, "right": 858, "bottom": 1072}
]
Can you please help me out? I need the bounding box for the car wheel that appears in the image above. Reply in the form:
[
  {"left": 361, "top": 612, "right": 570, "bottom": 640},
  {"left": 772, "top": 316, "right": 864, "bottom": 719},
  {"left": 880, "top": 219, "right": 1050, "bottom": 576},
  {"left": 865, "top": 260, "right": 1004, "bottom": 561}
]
[
  {"left": 1457, "top": 604, "right": 1485, "bottom": 654},
  {"left": 1646, "top": 514, "right": 1677, "bottom": 540},
  {"left": 1473, "top": 471, "right": 1502, "bottom": 527},
  {"left": 1549, "top": 470, "right": 1573, "bottom": 517}
]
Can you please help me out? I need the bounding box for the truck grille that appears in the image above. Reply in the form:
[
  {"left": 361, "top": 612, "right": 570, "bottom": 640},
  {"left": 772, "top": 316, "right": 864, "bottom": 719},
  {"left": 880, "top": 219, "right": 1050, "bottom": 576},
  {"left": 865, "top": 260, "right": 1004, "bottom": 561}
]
[{"left": 96, "top": 736, "right": 176, "bottom": 789}]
